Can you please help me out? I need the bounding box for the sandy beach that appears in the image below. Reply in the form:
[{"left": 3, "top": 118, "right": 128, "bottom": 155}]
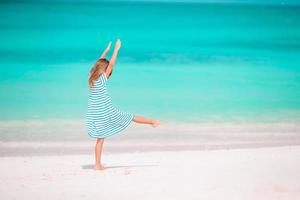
[
  {"left": 1, "top": 0, "right": 300, "bottom": 199},
  {"left": 1, "top": 146, "right": 299, "bottom": 200}
]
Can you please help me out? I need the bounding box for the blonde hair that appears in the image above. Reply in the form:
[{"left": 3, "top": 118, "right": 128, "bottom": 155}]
[{"left": 88, "top": 58, "right": 109, "bottom": 88}]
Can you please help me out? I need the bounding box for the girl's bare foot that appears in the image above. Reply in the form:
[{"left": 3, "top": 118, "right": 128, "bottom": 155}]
[
  {"left": 94, "top": 164, "right": 106, "bottom": 170},
  {"left": 151, "top": 120, "right": 165, "bottom": 127}
]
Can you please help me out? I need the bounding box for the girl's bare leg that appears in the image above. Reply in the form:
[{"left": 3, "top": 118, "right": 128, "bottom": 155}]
[
  {"left": 133, "top": 115, "right": 164, "bottom": 127},
  {"left": 95, "top": 138, "right": 106, "bottom": 170}
]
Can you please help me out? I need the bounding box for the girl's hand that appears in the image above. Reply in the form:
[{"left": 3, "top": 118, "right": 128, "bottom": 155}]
[
  {"left": 100, "top": 41, "right": 112, "bottom": 59},
  {"left": 115, "top": 39, "right": 121, "bottom": 51},
  {"left": 105, "top": 41, "right": 112, "bottom": 52}
]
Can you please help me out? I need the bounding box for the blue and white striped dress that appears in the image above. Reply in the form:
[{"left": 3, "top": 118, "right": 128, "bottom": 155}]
[{"left": 86, "top": 73, "right": 134, "bottom": 138}]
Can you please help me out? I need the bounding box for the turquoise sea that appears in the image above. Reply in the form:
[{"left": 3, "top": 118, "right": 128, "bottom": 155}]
[{"left": 1, "top": 1, "right": 300, "bottom": 123}]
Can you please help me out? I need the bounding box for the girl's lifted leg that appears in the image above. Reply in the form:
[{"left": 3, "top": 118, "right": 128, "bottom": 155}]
[
  {"left": 133, "top": 115, "right": 164, "bottom": 127},
  {"left": 95, "top": 138, "right": 106, "bottom": 170}
]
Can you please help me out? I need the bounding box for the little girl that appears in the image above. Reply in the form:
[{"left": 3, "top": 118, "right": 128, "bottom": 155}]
[{"left": 86, "top": 39, "right": 164, "bottom": 170}]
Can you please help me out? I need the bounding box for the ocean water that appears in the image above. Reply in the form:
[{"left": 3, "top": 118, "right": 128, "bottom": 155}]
[{"left": 0, "top": 1, "right": 300, "bottom": 123}]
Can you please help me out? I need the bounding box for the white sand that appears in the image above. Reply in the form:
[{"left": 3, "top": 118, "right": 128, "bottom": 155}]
[{"left": 0, "top": 146, "right": 300, "bottom": 200}]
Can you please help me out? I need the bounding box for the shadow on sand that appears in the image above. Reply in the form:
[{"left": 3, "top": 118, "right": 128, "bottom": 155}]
[{"left": 81, "top": 164, "right": 158, "bottom": 170}]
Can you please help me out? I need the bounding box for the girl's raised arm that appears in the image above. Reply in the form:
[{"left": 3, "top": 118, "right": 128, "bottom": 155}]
[
  {"left": 105, "top": 39, "right": 121, "bottom": 77},
  {"left": 100, "top": 41, "right": 112, "bottom": 59}
]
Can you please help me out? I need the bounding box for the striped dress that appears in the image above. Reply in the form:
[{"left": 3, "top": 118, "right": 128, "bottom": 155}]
[{"left": 85, "top": 73, "right": 134, "bottom": 138}]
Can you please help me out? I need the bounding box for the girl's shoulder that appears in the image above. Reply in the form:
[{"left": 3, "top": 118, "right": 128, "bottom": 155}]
[
  {"left": 99, "top": 73, "right": 108, "bottom": 83},
  {"left": 95, "top": 73, "right": 107, "bottom": 85}
]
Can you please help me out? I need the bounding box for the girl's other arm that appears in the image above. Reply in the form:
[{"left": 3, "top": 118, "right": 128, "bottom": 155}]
[
  {"left": 100, "top": 41, "right": 112, "bottom": 59},
  {"left": 106, "top": 39, "right": 121, "bottom": 77}
]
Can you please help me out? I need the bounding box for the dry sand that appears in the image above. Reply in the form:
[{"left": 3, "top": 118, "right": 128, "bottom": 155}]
[{"left": 0, "top": 146, "right": 299, "bottom": 200}]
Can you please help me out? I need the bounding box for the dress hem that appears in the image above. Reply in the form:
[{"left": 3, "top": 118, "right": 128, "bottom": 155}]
[{"left": 87, "top": 114, "right": 134, "bottom": 139}]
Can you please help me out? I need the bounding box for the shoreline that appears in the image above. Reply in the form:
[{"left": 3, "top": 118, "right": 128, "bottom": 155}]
[
  {"left": 1, "top": 120, "right": 299, "bottom": 140},
  {"left": 1, "top": 120, "right": 300, "bottom": 156}
]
